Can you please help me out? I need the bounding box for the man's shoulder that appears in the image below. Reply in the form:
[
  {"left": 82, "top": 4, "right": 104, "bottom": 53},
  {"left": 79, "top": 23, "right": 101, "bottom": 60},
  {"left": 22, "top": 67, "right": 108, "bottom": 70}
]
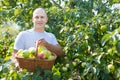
[
  {"left": 16, "top": 29, "right": 33, "bottom": 38},
  {"left": 25, "top": 29, "right": 34, "bottom": 33},
  {"left": 19, "top": 29, "right": 33, "bottom": 34},
  {"left": 44, "top": 31, "right": 54, "bottom": 36}
]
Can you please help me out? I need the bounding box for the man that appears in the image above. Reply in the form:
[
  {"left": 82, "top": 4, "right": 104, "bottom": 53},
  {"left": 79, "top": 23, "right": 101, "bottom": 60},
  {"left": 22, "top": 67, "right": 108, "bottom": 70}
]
[{"left": 12, "top": 8, "right": 64, "bottom": 58}]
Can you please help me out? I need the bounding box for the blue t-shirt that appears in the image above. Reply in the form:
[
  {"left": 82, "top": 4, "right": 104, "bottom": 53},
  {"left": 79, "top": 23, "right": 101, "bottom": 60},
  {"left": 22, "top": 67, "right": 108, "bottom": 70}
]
[{"left": 14, "top": 28, "right": 58, "bottom": 50}]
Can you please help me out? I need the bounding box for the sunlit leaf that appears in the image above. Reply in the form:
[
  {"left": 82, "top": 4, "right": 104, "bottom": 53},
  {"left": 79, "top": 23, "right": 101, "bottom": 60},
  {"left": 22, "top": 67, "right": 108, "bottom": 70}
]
[
  {"left": 101, "top": 34, "right": 111, "bottom": 46},
  {"left": 96, "top": 54, "right": 102, "bottom": 64},
  {"left": 0, "top": 66, "right": 2, "bottom": 71},
  {"left": 14, "top": 8, "right": 19, "bottom": 16},
  {"left": 113, "top": 0, "right": 120, "bottom": 2}
]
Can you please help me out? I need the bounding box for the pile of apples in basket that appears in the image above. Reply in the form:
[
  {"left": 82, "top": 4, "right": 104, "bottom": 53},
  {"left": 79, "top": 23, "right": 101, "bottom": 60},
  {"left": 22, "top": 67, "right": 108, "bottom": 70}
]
[{"left": 17, "top": 45, "right": 55, "bottom": 60}]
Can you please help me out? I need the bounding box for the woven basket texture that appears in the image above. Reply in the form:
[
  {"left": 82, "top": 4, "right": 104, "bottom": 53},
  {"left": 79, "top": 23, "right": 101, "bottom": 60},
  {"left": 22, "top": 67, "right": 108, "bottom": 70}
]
[{"left": 16, "top": 43, "right": 57, "bottom": 72}]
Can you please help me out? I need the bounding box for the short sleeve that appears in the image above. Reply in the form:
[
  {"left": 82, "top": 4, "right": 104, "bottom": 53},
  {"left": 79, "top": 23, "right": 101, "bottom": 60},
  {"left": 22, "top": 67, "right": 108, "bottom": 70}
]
[
  {"left": 51, "top": 33, "right": 58, "bottom": 45},
  {"left": 14, "top": 32, "right": 25, "bottom": 50}
]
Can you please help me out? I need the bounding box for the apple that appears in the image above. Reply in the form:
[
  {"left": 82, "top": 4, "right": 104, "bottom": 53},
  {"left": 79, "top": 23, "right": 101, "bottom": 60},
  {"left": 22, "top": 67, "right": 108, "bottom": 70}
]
[
  {"left": 37, "top": 46, "right": 54, "bottom": 60},
  {"left": 66, "top": 64, "right": 69, "bottom": 68},
  {"left": 38, "top": 45, "right": 47, "bottom": 53},
  {"left": 100, "top": 25, "right": 107, "bottom": 32},
  {"left": 107, "top": 64, "right": 115, "bottom": 72},
  {"left": 62, "top": 67, "right": 67, "bottom": 71},
  {"left": 22, "top": 50, "right": 29, "bottom": 58},
  {"left": 28, "top": 47, "right": 35, "bottom": 54},
  {"left": 37, "top": 53, "right": 45, "bottom": 59},
  {"left": 81, "top": 62, "right": 86, "bottom": 68},
  {"left": 48, "top": 55, "right": 55, "bottom": 60},
  {"left": 17, "top": 49, "right": 24, "bottom": 56},
  {"left": 42, "top": 50, "right": 52, "bottom": 59},
  {"left": 29, "top": 53, "right": 35, "bottom": 58},
  {"left": 72, "top": 61, "right": 77, "bottom": 66}
]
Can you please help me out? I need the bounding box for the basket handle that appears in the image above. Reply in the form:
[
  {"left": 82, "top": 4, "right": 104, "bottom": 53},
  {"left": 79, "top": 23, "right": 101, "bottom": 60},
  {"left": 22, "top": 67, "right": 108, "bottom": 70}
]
[{"left": 35, "top": 41, "right": 39, "bottom": 58}]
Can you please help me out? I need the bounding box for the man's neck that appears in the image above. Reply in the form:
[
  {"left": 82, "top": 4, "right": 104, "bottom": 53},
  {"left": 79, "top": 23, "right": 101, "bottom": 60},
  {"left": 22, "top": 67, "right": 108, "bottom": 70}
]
[{"left": 33, "top": 27, "right": 44, "bottom": 32}]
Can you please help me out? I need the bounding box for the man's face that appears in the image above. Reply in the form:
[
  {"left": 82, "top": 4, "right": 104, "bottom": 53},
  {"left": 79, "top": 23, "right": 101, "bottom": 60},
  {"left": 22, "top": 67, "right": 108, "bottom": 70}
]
[{"left": 32, "top": 9, "right": 48, "bottom": 29}]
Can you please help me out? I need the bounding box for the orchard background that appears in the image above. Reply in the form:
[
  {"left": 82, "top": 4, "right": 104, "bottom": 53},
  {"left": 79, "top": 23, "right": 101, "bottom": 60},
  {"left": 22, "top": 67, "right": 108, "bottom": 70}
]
[{"left": 0, "top": 0, "right": 120, "bottom": 80}]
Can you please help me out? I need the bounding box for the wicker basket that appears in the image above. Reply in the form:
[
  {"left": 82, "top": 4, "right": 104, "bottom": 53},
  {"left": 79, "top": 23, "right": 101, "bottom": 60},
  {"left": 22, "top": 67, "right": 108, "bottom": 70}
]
[{"left": 16, "top": 43, "right": 57, "bottom": 72}]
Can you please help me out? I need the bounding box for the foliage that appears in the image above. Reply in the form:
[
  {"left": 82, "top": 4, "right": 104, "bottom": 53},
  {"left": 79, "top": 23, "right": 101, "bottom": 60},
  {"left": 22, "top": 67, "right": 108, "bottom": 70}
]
[{"left": 0, "top": 0, "right": 120, "bottom": 80}]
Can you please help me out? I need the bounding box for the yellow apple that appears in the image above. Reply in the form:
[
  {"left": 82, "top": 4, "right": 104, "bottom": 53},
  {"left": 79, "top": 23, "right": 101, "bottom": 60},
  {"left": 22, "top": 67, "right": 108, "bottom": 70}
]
[
  {"left": 29, "top": 53, "right": 35, "bottom": 58},
  {"left": 38, "top": 45, "right": 47, "bottom": 53},
  {"left": 17, "top": 49, "right": 24, "bottom": 57}
]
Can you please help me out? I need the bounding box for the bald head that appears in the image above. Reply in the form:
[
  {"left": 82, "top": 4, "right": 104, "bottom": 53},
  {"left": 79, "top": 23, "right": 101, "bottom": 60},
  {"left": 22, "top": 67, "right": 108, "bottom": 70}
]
[{"left": 33, "top": 8, "right": 47, "bottom": 18}]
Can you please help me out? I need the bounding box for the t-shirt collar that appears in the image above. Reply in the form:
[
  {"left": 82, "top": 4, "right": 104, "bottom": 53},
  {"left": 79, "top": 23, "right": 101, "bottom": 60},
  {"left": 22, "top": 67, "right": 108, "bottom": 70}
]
[{"left": 31, "top": 28, "right": 46, "bottom": 33}]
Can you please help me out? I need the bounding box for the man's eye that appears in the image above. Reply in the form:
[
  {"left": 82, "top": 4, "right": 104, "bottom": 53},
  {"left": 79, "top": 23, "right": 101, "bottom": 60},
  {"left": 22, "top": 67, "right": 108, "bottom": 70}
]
[
  {"left": 41, "top": 16, "right": 44, "bottom": 18},
  {"left": 35, "top": 16, "right": 39, "bottom": 19}
]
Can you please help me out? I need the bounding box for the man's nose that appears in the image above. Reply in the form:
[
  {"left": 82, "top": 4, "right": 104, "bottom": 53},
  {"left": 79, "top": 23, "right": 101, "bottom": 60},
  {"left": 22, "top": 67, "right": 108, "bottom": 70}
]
[{"left": 38, "top": 18, "right": 42, "bottom": 21}]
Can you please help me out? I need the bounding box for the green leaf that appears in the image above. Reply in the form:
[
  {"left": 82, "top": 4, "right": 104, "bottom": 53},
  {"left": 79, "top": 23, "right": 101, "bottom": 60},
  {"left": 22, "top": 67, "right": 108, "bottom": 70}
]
[
  {"left": 53, "top": 75, "right": 61, "bottom": 80},
  {"left": 96, "top": 54, "right": 102, "bottom": 64},
  {"left": 101, "top": 34, "right": 111, "bottom": 46},
  {"left": 21, "top": 76, "right": 29, "bottom": 80},
  {"left": 32, "top": 71, "right": 41, "bottom": 80},
  {"left": 116, "top": 41, "right": 120, "bottom": 53},
  {"left": 44, "top": 70, "right": 52, "bottom": 76},
  {"left": 0, "top": 58, "right": 4, "bottom": 63},
  {"left": 115, "top": 68, "right": 120, "bottom": 78}
]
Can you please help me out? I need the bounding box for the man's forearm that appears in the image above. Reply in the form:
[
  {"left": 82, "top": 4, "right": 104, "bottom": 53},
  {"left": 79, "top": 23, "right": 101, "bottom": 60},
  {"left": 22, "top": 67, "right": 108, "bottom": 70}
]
[{"left": 45, "top": 43, "right": 64, "bottom": 57}]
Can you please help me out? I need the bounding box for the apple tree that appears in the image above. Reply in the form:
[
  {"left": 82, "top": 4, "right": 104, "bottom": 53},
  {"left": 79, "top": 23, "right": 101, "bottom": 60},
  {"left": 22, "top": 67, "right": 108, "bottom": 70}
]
[{"left": 0, "top": 0, "right": 120, "bottom": 80}]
